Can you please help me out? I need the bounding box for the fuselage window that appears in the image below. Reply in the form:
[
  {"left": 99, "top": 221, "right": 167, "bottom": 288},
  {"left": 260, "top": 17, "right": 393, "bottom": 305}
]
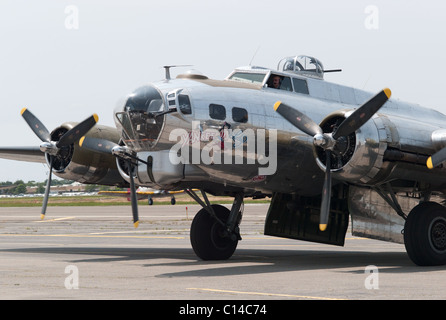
[
  {"left": 178, "top": 94, "right": 192, "bottom": 114},
  {"left": 293, "top": 78, "right": 309, "bottom": 95},
  {"left": 232, "top": 107, "right": 248, "bottom": 123},
  {"left": 209, "top": 104, "right": 226, "bottom": 120}
]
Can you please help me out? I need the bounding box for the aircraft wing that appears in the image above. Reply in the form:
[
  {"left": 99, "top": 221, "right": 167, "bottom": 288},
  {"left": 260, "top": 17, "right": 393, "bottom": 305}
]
[{"left": 0, "top": 146, "right": 45, "bottom": 163}]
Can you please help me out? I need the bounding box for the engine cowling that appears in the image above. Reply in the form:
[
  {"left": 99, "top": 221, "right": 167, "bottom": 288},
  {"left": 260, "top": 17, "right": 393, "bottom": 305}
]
[
  {"left": 315, "top": 110, "right": 387, "bottom": 184},
  {"left": 48, "top": 122, "right": 128, "bottom": 187}
]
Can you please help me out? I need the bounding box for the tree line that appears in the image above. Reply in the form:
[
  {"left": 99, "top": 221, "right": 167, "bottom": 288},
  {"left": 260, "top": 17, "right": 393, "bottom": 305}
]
[
  {"left": 0, "top": 179, "right": 122, "bottom": 195},
  {"left": 0, "top": 179, "right": 75, "bottom": 195}
]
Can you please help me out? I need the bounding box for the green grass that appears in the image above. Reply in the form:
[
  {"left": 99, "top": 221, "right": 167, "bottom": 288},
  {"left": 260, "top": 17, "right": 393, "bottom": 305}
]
[{"left": 0, "top": 195, "right": 271, "bottom": 207}]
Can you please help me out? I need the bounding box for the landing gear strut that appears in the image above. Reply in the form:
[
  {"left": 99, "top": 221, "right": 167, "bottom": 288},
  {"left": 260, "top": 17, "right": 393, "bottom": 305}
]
[{"left": 187, "top": 190, "right": 243, "bottom": 260}]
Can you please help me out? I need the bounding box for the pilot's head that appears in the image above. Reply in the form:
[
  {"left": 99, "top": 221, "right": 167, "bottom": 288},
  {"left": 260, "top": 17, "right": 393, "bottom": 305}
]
[{"left": 272, "top": 75, "right": 281, "bottom": 89}]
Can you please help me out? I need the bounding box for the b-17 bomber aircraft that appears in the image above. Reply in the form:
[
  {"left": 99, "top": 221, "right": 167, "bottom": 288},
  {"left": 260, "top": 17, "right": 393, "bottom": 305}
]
[{"left": 3, "top": 55, "right": 446, "bottom": 266}]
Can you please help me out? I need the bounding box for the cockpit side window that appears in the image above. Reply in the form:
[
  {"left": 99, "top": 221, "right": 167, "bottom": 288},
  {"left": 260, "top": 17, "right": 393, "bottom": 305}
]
[
  {"left": 280, "top": 77, "right": 292, "bottom": 91},
  {"left": 292, "top": 78, "right": 309, "bottom": 95},
  {"left": 267, "top": 74, "right": 292, "bottom": 91}
]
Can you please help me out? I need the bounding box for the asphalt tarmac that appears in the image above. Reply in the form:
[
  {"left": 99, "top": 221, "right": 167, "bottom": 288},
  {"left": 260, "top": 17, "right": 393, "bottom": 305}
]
[{"left": 0, "top": 203, "right": 445, "bottom": 301}]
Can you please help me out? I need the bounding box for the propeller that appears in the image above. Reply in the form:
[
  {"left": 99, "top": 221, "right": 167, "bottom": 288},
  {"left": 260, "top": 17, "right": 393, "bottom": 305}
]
[
  {"left": 21, "top": 108, "right": 98, "bottom": 219},
  {"left": 79, "top": 137, "right": 140, "bottom": 228},
  {"left": 274, "top": 88, "right": 391, "bottom": 231},
  {"left": 427, "top": 148, "right": 446, "bottom": 169},
  {"left": 127, "top": 159, "right": 139, "bottom": 228}
]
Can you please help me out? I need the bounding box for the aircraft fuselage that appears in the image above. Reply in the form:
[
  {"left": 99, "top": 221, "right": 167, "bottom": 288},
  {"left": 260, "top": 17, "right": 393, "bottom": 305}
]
[{"left": 113, "top": 68, "right": 446, "bottom": 197}]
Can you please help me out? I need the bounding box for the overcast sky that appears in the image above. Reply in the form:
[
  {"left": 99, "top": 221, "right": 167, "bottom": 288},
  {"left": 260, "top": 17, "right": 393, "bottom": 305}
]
[{"left": 1, "top": 0, "right": 445, "bottom": 182}]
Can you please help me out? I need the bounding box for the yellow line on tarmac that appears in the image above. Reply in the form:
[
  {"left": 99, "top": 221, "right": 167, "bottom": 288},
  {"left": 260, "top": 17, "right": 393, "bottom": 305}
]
[{"left": 187, "top": 288, "right": 346, "bottom": 300}]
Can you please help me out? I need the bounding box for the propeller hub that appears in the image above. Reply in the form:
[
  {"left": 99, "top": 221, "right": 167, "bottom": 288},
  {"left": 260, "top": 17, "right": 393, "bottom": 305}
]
[
  {"left": 39, "top": 142, "right": 58, "bottom": 155},
  {"left": 313, "top": 133, "right": 336, "bottom": 150},
  {"left": 313, "top": 133, "right": 326, "bottom": 147}
]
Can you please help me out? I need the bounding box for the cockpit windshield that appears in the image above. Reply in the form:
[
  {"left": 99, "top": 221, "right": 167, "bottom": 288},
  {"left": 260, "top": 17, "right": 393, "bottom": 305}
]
[
  {"left": 227, "top": 72, "right": 266, "bottom": 84},
  {"left": 115, "top": 85, "right": 165, "bottom": 151}
]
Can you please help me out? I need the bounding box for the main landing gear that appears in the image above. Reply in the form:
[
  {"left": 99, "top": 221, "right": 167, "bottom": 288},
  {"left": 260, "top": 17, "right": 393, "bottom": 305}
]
[
  {"left": 375, "top": 185, "right": 446, "bottom": 266},
  {"left": 404, "top": 201, "right": 446, "bottom": 266},
  {"left": 186, "top": 190, "right": 243, "bottom": 260}
]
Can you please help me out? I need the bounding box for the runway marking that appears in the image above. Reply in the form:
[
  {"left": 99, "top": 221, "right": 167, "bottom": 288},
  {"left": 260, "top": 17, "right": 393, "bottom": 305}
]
[
  {"left": 0, "top": 215, "right": 192, "bottom": 218},
  {"left": 187, "top": 288, "right": 346, "bottom": 300},
  {"left": 89, "top": 229, "right": 189, "bottom": 235},
  {"left": 36, "top": 217, "right": 76, "bottom": 223},
  {"left": 0, "top": 233, "right": 186, "bottom": 240}
]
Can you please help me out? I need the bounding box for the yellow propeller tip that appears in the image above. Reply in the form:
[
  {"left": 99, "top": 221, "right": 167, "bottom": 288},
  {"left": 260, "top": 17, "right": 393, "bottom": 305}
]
[
  {"left": 79, "top": 136, "right": 85, "bottom": 147},
  {"left": 273, "top": 101, "right": 282, "bottom": 111},
  {"left": 134, "top": 221, "right": 139, "bottom": 228},
  {"left": 383, "top": 88, "right": 391, "bottom": 99},
  {"left": 319, "top": 224, "right": 327, "bottom": 232},
  {"left": 93, "top": 114, "right": 99, "bottom": 123},
  {"left": 40, "top": 214, "right": 45, "bottom": 220},
  {"left": 427, "top": 157, "right": 434, "bottom": 169},
  {"left": 20, "top": 108, "right": 27, "bottom": 115}
]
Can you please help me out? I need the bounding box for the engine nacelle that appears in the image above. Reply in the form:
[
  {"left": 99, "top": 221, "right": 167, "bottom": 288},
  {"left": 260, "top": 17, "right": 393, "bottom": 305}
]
[
  {"left": 315, "top": 110, "right": 387, "bottom": 184},
  {"left": 48, "top": 122, "right": 127, "bottom": 187}
]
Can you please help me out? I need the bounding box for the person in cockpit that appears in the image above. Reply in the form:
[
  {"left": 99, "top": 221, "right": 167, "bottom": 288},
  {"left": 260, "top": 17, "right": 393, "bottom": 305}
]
[{"left": 269, "top": 75, "right": 282, "bottom": 89}]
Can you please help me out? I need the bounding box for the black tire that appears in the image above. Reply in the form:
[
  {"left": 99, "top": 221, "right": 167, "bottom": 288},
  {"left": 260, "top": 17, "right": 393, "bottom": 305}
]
[
  {"left": 190, "top": 204, "right": 238, "bottom": 260},
  {"left": 404, "top": 202, "right": 446, "bottom": 266}
]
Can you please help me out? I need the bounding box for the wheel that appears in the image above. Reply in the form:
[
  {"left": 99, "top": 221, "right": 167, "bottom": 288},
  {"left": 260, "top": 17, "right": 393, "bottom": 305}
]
[
  {"left": 148, "top": 198, "right": 153, "bottom": 205},
  {"left": 404, "top": 202, "right": 446, "bottom": 266},
  {"left": 171, "top": 197, "right": 176, "bottom": 205},
  {"left": 190, "top": 204, "right": 238, "bottom": 260}
]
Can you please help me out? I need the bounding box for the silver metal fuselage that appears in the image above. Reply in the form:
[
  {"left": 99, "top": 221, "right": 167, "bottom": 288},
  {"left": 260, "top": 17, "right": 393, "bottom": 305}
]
[{"left": 115, "top": 68, "right": 446, "bottom": 198}]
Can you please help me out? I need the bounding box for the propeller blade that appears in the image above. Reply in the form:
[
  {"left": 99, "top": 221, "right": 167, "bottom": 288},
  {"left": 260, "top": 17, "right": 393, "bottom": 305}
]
[
  {"left": 79, "top": 137, "right": 118, "bottom": 154},
  {"left": 319, "top": 151, "right": 332, "bottom": 231},
  {"left": 56, "top": 114, "right": 99, "bottom": 148},
  {"left": 20, "top": 108, "right": 51, "bottom": 142},
  {"left": 80, "top": 137, "right": 140, "bottom": 227},
  {"left": 427, "top": 147, "right": 446, "bottom": 169},
  {"left": 274, "top": 101, "right": 323, "bottom": 137},
  {"left": 40, "top": 156, "right": 53, "bottom": 220},
  {"left": 333, "top": 88, "right": 391, "bottom": 139},
  {"left": 127, "top": 159, "right": 139, "bottom": 228}
]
